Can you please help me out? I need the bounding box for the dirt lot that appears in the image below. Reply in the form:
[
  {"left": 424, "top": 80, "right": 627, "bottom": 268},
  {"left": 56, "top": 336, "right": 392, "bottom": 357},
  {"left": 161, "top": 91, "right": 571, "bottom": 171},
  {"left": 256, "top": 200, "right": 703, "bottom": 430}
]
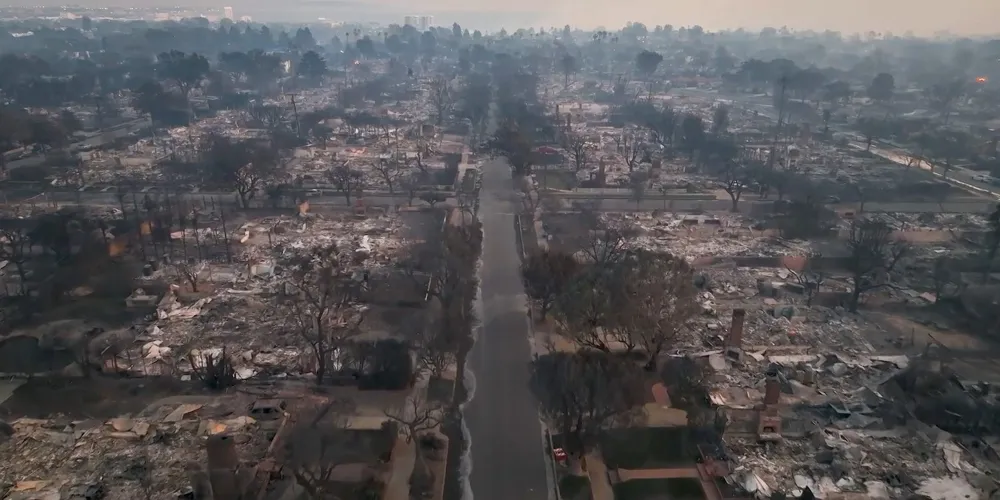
[
  {"left": 0, "top": 375, "right": 203, "bottom": 420},
  {"left": 867, "top": 310, "right": 996, "bottom": 352}
]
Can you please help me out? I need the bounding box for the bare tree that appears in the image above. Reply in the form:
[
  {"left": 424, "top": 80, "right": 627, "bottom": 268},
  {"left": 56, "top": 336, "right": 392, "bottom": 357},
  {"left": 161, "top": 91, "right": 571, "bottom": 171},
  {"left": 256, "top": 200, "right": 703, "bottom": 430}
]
[
  {"left": 554, "top": 259, "right": 642, "bottom": 353},
  {"left": 234, "top": 146, "right": 281, "bottom": 208},
  {"left": 642, "top": 105, "right": 678, "bottom": 150},
  {"left": 613, "top": 129, "right": 643, "bottom": 172},
  {"left": 552, "top": 247, "right": 696, "bottom": 365},
  {"left": 580, "top": 218, "right": 634, "bottom": 266},
  {"left": 400, "top": 223, "right": 480, "bottom": 319},
  {"left": 628, "top": 172, "right": 647, "bottom": 210},
  {"left": 428, "top": 76, "right": 452, "bottom": 126},
  {"left": 283, "top": 244, "right": 365, "bottom": 385},
  {"left": 0, "top": 219, "right": 33, "bottom": 295},
  {"left": 413, "top": 323, "right": 455, "bottom": 380},
  {"left": 384, "top": 391, "right": 444, "bottom": 443},
  {"left": 553, "top": 275, "right": 625, "bottom": 352},
  {"left": 932, "top": 256, "right": 963, "bottom": 302},
  {"left": 660, "top": 356, "right": 720, "bottom": 430},
  {"left": 281, "top": 400, "right": 376, "bottom": 500},
  {"left": 562, "top": 130, "right": 592, "bottom": 172},
  {"left": 173, "top": 260, "right": 205, "bottom": 292},
  {"left": 413, "top": 137, "right": 433, "bottom": 175},
  {"left": 431, "top": 224, "right": 481, "bottom": 306},
  {"left": 620, "top": 251, "right": 698, "bottom": 370},
  {"left": 377, "top": 119, "right": 397, "bottom": 148},
  {"left": 457, "top": 192, "right": 476, "bottom": 224},
  {"left": 846, "top": 219, "right": 910, "bottom": 312},
  {"left": 201, "top": 135, "right": 281, "bottom": 208},
  {"left": 400, "top": 172, "right": 421, "bottom": 206},
  {"left": 787, "top": 252, "right": 828, "bottom": 306},
  {"left": 850, "top": 181, "right": 874, "bottom": 214},
  {"left": 247, "top": 104, "right": 285, "bottom": 131},
  {"left": 529, "top": 350, "right": 644, "bottom": 471},
  {"left": 371, "top": 158, "right": 404, "bottom": 194},
  {"left": 720, "top": 160, "right": 752, "bottom": 212},
  {"left": 522, "top": 250, "right": 580, "bottom": 319},
  {"left": 327, "top": 163, "right": 366, "bottom": 206}
]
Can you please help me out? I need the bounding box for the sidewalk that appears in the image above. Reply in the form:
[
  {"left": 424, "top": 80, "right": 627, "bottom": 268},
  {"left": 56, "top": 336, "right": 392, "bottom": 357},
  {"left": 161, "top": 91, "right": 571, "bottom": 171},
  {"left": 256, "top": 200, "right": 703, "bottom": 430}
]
[
  {"left": 383, "top": 377, "right": 431, "bottom": 500},
  {"left": 384, "top": 436, "right": 416, "bottom": 500},
  {"left": 614, "top": 465, "right": 723, "bottom": 500},
  {"left": 584, "top": 452, "right": 614, "bottom": 500}
]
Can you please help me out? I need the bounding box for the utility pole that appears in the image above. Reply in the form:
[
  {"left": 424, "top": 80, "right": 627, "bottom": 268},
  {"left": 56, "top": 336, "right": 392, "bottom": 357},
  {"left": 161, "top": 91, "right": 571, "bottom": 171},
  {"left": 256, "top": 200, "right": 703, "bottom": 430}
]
[
  {"left": 219, "top": 201, "right": 232, "bottom": 263},
  {"left": 767, "top": 75, "right": 789, "bottom": 170},
  {"left": 285, "top": 93, "right": 300, "bottom": 137},
  {"left": 131, "top": 192, "right": 147, "bottom": 262},
  {"left": 94, "top": 94, "right": 104, "bottom": 129}
]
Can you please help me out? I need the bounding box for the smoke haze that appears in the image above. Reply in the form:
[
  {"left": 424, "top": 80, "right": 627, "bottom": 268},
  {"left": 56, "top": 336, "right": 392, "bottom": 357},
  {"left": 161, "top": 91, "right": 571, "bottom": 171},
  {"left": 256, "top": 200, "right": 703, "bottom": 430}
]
[{"left": 25, "top": 0, "right": 1000, "bottom": 36}]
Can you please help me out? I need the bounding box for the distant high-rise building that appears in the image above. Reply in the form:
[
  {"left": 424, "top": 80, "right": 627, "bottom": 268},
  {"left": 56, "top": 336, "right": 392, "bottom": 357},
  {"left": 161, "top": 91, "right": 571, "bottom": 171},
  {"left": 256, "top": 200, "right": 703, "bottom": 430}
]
[
  {"left": 404, "top": 15, "right": 433, "bottom": 31},
  {"left": 223, "top": 6, "right": 234, "bottom": 19}
]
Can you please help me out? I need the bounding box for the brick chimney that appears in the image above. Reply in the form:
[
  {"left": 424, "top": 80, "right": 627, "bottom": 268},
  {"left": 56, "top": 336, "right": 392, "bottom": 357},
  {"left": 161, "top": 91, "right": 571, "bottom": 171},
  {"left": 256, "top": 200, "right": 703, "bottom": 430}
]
[
  {"left": 206, "top": 433, "right": 239, "bottom": 499},
  {"left": 763, "top": 366, "right": 781, "bottom": 406},
  {"left": 757, "top": 365, "right": 784, "bottom": 441},
  {"left": 724, "top": 309, "right": 746, "bottom": 359}
]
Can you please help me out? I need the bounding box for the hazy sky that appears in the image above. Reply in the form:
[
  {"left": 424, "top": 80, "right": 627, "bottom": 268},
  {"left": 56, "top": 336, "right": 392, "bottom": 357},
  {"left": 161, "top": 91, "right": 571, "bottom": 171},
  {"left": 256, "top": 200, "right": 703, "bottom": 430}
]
[
  {"left": 353, "top": 0, "right": 999, "bottom": 36},
  {"left": 36, "top": 0, "right": 1000, "bottom": 36},
  {"left": 541, "top": 0, "right": 999, "bottom": 36}
]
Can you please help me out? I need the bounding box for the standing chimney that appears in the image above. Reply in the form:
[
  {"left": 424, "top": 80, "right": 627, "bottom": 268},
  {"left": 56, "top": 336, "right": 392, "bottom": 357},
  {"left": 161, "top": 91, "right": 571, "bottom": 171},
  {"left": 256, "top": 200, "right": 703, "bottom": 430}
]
[
  {"left": 725, "top": 309, "right": 746, "bottom": 359},
  {"left": 763, "top": 366, "right": 781, "bottom": 406},
  {"left": 757, "top": 364, "right": 784, "bottom": 441},
  {"left": 207, "top": 433, "right": 239, "bottom": 499}
]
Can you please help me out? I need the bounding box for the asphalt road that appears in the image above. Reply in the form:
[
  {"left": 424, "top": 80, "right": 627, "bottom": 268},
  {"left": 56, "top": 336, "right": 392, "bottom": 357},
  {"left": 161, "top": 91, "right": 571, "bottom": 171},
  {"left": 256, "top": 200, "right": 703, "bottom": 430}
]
[
  {"left": 31, "top": 190, "right": 412, "bottom": 207},
  {"left": 673, "top": 87, "right": 1000, "bottom": 198},
  {"left": 5, "top": 118, "right": 151, "bottom": 171},
  {"left": 553, "top": 196, "right": 994, "bottom": 214},
  {"left": 465, "top": 158, "right": 551, "bottom": 500},
  {"left": 15, "top": 188, "right": 994, "bottom": 215}
]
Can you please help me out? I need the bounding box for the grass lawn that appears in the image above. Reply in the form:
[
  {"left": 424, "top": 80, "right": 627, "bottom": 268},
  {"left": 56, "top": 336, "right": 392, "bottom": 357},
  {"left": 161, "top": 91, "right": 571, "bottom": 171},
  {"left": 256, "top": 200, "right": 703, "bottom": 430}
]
[
  {"left": 612, "top": 478, "right": 706, "bottom": 500},
  {"left": 460, "top": 169, "right": 480, "bottom": 193},
  {"left": 426, "top": 376, "right": 455, "bottom": 404},
  {"left": 559, "top": 474, "right": 592, "bottom": 500},
  {"left": 600, "top": 428, "right": 699, "bottom": 469},
  {"left": 535, "top": 169, "right": 578, "bottom": 190}
]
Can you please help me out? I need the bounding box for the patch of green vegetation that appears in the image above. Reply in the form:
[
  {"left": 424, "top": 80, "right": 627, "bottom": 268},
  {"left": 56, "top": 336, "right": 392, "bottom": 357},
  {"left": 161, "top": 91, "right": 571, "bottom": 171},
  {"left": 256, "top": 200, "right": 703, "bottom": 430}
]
[
  {"left": 612, "top": 478, "right": 705, "bottom": 500},
  {"left": 600, "top": 427, "right": 698, "bottom": 469},
  {"left": 426, "top": 376, "right": 455, "bottom": 404},
  {"left": 558, "top": 474, "right": 590, "bottom": 500},
  {"left": 460, "top": 169, "right": 480, "bottom": 193}
]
